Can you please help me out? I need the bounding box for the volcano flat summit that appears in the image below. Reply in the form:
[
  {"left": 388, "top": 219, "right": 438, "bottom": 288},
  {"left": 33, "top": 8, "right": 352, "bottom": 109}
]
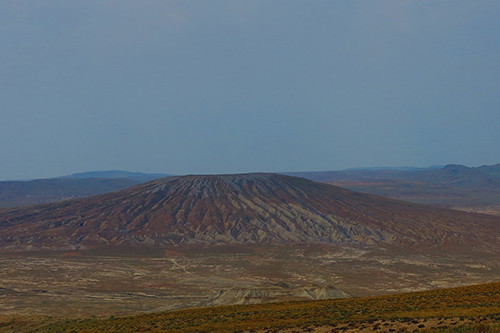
[{"left": 0, "top": 173, "right": 499, "bottom": 250}]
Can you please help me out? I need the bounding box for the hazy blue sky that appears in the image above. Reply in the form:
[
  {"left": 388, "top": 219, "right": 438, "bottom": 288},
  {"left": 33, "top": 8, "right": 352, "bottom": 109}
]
[{"left": 1, "top": 1, "right": 499, "bottom": 180}]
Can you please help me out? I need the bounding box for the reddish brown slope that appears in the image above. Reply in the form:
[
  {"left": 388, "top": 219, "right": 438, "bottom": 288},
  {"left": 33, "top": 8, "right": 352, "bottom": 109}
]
[{"left": 0, "top": 173, "right": 498, "bottom": 250}]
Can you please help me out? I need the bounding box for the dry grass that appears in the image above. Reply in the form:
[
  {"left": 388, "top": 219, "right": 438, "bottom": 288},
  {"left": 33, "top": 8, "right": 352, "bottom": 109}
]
[{"left": 25, "top": 281, "right": 499, "bottom": 332}]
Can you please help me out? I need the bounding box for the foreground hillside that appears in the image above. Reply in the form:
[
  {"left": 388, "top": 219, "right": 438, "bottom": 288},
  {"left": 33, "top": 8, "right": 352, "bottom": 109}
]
[
  {"left": 4, "top": 282, "right": 498, "bottom": 332},
  {"left": 1, "top": 173, "right": 499, "bottom": 250}
]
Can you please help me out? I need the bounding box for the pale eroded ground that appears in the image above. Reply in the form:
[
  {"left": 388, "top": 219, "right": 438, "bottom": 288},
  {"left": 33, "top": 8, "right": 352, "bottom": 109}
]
[{"left": 0, "top": 244, "right": 498, "bottom": 317}]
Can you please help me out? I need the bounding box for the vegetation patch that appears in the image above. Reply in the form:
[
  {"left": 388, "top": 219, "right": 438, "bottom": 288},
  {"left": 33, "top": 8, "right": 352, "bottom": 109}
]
[{"left": 26, "top": 281, "right": 499, "bottom": 332}]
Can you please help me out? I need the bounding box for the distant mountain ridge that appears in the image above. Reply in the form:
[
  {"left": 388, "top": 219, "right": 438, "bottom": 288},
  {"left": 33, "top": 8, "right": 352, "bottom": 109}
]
[
  {"left": 60, "top": 170, "right": 171, "bottom": 181},
  {"left": 289, "top": 163, "right": 500, "bottom": 216},
  {"left": 2, "top": 164, "right": 500, "bottom": 213},
  {"left": 0, "top": 171, "right": 172, "bottom": 209},
  {"left": 0, "top": 173, "right": 498, "bottom": 251},
  {"left": 478, "top": 163, "right": 500, "bottom": 178},
  {"left": 283, "top": 163, "right": 500, "bottom": 183},
  {"left": 407, "top": 164, "right": 500, "bottom": 188}
]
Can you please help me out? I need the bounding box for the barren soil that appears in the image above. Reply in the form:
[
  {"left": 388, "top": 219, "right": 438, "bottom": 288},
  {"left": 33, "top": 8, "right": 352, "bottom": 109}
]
[{"left": 0, "top": 244, "right": 498, "bottom": 317}]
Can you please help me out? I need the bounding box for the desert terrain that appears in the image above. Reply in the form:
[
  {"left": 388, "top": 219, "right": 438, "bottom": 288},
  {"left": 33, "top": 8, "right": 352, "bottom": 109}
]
[
  {"left": 0, "top": 244, "right": 498, "bottom": 318},
  {"left": 0, "top": 174, "right": 498, "bottom": 332}
]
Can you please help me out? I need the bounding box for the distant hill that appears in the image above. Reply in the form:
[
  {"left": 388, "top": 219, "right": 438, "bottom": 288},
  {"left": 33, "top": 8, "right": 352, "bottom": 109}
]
[
  {"left": 284, "top": 163, "right": 500, "bottom": 216},
  {"left": 0, "top": 178, "right": 140, "bottom": 208},
  {"left": 3, "top": 164, "right": 500, "bottom": 215},
  {"left": 283, "top": 169, "right": 410, "bottom": 182},
  {"left": 0, "top": 171, "right": 171, "bottom": 209},
  {"left": 407, "top": 164, "right": 500, "bottom": 188},
  {"left": 60, "top": 170, "right": 171, "bottom": 182},
  {"left": 477, "top": 163, "right": 500, "bottom": 178},
  {"left": 0, "top": 173, "right": 498, "bottom": 251}
]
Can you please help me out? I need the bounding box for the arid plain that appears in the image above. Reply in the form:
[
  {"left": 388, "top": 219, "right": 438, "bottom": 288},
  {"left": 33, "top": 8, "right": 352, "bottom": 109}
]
[
  {"left": 0, "top": 243, "right": 498, "bottom": 317},
  {"left": 0, "top": 171, "right": 498, "bottom": 332}
]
